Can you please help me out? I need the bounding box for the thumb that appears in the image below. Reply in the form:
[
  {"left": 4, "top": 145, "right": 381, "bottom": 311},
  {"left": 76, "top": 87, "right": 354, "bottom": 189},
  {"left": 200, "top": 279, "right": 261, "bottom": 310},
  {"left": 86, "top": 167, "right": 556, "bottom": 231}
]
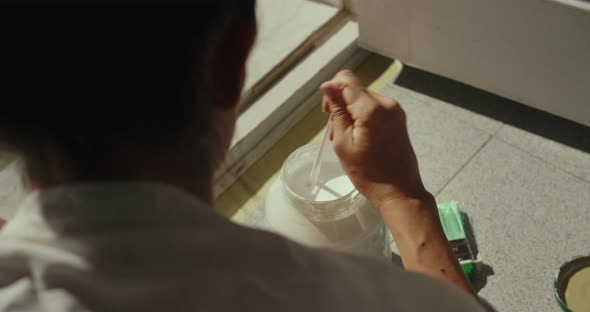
[{"left": 321, "top": 83, "right": 353, "bottom": 139}]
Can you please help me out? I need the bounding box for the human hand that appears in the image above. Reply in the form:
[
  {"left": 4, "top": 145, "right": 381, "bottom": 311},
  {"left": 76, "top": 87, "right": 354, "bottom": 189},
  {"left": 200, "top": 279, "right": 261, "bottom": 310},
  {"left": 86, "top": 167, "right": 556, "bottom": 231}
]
[
  {"left": 321, "top": 72, "right": 477, "bottom": 295},
  {"left": 320, "top": 70, "right": 429, "bottom": 210}
]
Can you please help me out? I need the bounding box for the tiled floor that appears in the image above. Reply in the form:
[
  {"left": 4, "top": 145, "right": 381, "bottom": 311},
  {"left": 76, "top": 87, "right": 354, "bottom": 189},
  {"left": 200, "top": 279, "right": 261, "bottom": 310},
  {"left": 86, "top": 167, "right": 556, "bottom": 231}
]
[{"left": 384, "top": 66, "right": 590, "bottom": 311}]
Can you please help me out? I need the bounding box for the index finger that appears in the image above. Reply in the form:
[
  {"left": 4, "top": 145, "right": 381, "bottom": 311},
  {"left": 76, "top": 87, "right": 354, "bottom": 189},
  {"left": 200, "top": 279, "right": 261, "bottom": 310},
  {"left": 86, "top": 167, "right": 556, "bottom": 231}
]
[
  {"left": 322, "top": 70, "right": 369, "bottom": 106},
  {"left": 321, "top": 70, "right": 364, "bottom": 93},
  {"left": 330, "top": 70, "right": 364, "bottom": 89}
]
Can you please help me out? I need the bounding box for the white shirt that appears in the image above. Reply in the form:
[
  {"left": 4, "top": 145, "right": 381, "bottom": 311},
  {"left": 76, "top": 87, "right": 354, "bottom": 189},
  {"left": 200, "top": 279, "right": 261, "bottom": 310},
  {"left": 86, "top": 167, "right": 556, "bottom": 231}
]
[{"left": 0, "top": 183, "right": 489, "bottom": 311}]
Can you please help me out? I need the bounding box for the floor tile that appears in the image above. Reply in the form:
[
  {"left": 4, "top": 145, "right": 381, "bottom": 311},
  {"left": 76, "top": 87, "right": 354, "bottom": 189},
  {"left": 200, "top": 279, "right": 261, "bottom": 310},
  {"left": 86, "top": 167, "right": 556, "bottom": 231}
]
[
  {"left": 392, "top": 84, "right": 504, "bottom": 134},
  {"left": 380, "top": 84, "right": 491, "bottom": 195},
  {"left": 495, "top": 106, "right": 590, "bottom": 182},
  {"left": 379, "top": 83, "right": 429, "bottom": 114},
  {"left": 394, "top": 66, "right": 520, "bottom": 134},
  {"left": 437, "top": 139, "right": 590, "bottom": 311}
]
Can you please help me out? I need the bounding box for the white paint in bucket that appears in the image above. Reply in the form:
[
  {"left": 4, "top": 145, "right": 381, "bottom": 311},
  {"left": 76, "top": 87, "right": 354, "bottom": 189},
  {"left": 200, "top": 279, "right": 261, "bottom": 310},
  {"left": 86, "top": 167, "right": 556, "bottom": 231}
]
[
  {"left": 286, "top": 161, "right": 355, "bottom": 202},
  {"left": 265, "top": 143, "right": 391, "bottom": 259}
]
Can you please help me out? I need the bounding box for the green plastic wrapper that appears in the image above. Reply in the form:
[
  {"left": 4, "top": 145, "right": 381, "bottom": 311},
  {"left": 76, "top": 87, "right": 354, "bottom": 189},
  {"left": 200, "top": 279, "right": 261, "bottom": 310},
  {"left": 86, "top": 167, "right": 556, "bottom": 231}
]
[{"left": 438, "top": 201, "right": 477, "bottom": 282}]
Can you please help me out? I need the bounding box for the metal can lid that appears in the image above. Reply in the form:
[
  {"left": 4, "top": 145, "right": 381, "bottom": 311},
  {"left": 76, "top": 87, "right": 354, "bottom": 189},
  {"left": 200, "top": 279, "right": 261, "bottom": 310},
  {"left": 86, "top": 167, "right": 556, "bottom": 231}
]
[{"left": 554, "top": 255, "right": 590, "bottom": 312}]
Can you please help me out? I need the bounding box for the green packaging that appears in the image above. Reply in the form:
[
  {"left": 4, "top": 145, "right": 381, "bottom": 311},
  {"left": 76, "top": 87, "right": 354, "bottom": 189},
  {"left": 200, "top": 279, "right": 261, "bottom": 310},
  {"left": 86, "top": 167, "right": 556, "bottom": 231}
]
[{"left": 438, "top": 201, "right": 478, "bottom": 281}]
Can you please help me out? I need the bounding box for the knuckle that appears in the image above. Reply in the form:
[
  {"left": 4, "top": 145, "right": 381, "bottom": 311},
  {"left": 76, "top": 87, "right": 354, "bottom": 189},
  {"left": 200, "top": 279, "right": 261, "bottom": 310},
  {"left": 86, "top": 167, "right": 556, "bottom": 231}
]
[
  {"left": 333, "top": 139, "right": 346, "bottom": 154},
  {"left": 338, "top": 69, "right": 355, "bottom": 77},
  {"left": 383, "top": 97, "right": 399, "bottom": 108},
  {"left": 335, "top": 69, "right": 358, "bottom": 83},
  {"left": 366, "top": 103, "right": 382, "bottom": 116}
]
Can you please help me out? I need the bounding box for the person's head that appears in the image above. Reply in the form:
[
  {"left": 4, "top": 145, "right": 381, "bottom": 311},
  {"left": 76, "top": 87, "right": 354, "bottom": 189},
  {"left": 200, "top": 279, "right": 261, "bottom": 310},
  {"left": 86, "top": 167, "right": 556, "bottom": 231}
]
[{"left": 0, "top": 0, "right": 257, "bottom": 192}]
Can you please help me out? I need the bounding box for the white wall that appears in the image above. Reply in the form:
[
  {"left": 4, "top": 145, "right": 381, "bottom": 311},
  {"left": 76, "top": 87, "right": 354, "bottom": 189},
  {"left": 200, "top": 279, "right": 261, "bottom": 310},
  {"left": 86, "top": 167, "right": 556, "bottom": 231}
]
[{"left": 359, "top": 0, "right": 590, "bottom": 126}]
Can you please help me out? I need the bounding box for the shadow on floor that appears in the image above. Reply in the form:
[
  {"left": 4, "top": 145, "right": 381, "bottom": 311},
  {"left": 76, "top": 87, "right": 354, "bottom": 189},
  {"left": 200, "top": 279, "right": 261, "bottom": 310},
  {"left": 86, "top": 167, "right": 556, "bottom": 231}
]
[
  {"left": 473, "top": 263, "right": 495, "bottom": 293},
  {"left": 462, "top": 212, "right": 495, "bottom": 292},
  {"left": 396, "top": 66, "right": 590, "bottom": 154}
]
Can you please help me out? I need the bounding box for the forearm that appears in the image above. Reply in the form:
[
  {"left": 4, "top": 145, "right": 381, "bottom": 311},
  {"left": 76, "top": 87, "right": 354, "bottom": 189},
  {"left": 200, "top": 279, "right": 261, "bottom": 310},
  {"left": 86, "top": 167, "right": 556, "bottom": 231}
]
[
  {"left": 377, "top": 194, "right": 475, "bottom": 296},
  {"left": 320, "top": 70, "right": 476, "bottom": 296}
]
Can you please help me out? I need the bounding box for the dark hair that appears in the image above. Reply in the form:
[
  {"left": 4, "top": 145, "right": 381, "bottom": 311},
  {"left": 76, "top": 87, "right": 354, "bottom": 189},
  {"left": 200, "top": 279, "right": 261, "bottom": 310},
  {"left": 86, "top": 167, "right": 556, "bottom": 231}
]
[{"left": 0, "top": 1, "right": 255, "bottom": 181}]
